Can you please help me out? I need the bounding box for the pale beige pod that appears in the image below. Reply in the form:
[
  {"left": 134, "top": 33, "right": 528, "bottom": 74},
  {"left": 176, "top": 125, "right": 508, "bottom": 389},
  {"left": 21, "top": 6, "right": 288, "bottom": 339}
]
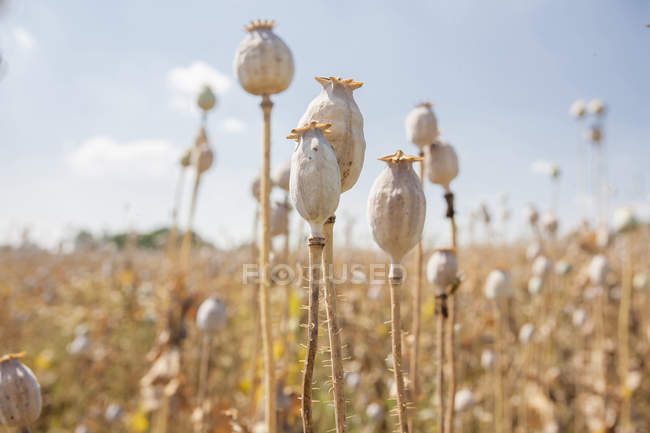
[
  {"left": 426, "top": 248, "right": 458, "bottom": 292},
  {"left": 233, "top": 20, "right": 294, "bottom": 96},
  {"left": 0, "top": 354, "right": 42, "bottom": 428},
  {"left": 484, "top": 269, "right": 512, "bottom": 299},
  {"left": 180, "top": 147, "right": 192, "bottom": 168},
  {"left": 270, "top": 201, "right": 290, "bottom": 238},
  {"left": 405, "top": 102, "right": 439, "bottom": 148},
  {"left": 271, "top": 160, "right": 291, "bottom": 192},
  {"left": 251, "top": 176, "right": 261, "bottom": 202},
  {"left": 541, "top": 211, "right": 558, "bottom": 235},
  {"left": 193, "top": 144, "right": 214, "bottom": 175},
  {"left": 197, "top": 85, "right": 217, "bottom": 112},
  {"left": 523, "top": 204, "right": 539, "bottom": 226},
  {"left": 288, "top": 122, "right": 341, "bottom": 237},
  {"left": 424, "top": 139, "right": 459, "bottom": 191},
  {"left": 588, "top": 254, "right": 610, "bottom": 286},
  {"left": 367, "top": 150, "right": 426, "bottom": 263},
  {"left": 298, "top": 77, "right": 365, "bottom": 193}
]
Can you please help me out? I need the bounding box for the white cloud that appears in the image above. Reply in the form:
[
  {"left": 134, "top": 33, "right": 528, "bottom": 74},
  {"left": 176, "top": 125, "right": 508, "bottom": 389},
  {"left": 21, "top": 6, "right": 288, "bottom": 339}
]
[
  {"left": 219, "top": 116, "right": 245, "bottom": 134},
  {"left": 65, "top": 136, "right": 180, "bottom": 179},
  {"left": 13, "top": 27, "right": 35, "bottom": 51},
  {"left": 167, "top": 61, "right": 231, "bottom": 114}
]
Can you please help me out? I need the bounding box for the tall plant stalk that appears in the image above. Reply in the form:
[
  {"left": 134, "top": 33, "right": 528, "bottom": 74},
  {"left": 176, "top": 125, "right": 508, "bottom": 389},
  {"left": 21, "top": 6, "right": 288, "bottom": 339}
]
[
  {"left": 167, "top": 166, "right": 186, "bottom": 262},
  {"left": 444, "top": 191, "right": 458, "bottom": 433},
  {"left": 302, "top": 236, "right": 325, "bottom": 433},
  {"left": 618, "top": 234, "right": 633, "bottom": 432},
  {"left": 259, "top": 94, "right": 276, "bottom": 433},
  {"left": 436, "top": 306, "right": 445, "bottom": 433},
  {"left": 179, "top": 172, "right": 202, "bottom": 272},
  {"left": 409, "top": 154, "right": 425, "bottom": 433},
  {"left": 389, "top": 264, "right": 410, "bottom": 433},
  {"left": 323, "top": 216, "right": 347, "bottom": 433}
]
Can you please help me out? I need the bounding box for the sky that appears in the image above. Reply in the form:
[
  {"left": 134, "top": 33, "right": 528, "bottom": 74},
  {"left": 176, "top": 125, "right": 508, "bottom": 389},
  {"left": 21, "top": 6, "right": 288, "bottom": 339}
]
[{"left": 0, "top": 0, "right": 648, "bottom": 249}]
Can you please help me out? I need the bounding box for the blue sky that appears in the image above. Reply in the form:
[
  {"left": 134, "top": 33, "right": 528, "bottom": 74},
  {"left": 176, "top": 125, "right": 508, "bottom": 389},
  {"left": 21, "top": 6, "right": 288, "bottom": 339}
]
[{"left": 1, "top": 0, "right": 648, "bottom": 248}]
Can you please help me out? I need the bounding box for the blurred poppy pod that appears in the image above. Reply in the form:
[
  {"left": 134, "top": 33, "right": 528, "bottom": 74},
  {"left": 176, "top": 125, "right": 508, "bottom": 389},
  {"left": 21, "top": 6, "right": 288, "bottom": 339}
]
[
  {"left": 532, "top": 256, "right": 552, "bottom": 277},
  {"left": 569, "top": 99, "right": 586, "bottom": 119},
  {"left": 427, "top": 248, "right": 458, "bottom": 293},
  {"left": 367, "top": 150, "right": 426, "bottom": 264},
  {"left": 251, "top": 176, "right": 261, "bottom": 202},
  {"left": 193, "top": 143, "right": 214, "bottom": 175},
  {"left": 197, "top": 85, "right": 217, "bottom": 112},
  {"left": 180, "top": 147, "right": 193, "bottom": 168},
  {"left": 424, "top": 139, "right": 459, "bottom": 191},
  {"left": 288, "top": 121, "right": 341, "bottom": 237},
  {"left": 233, "top": 20, "right": 294, "bottom": 96},
  {"left": 405, "top": 102, "right": 439, "bottom": 148},
  {"left": 270, "top": 201, "right": 290, "bottom": 238},
  {"left": 587, "top": 98, "right": 606, "bottom": 116},
  {"left": 484, "top": 269, "right": 512, "bottom": 299},
  {"left": 588, "top": 254, "right": 610, "bottom": 286},
  {"left": 271, "top": 161, "right": 291, "bottom": 192},
  {"left": 541, "top": 212, "right": 558, "bottom": 236},
  {"left": 0, "top": 353, "right": 42, "bottom": 429},
  {"left": 299, "top": 76, "right": 365, "bottom": 193},
  {"left": 523, "top": 204, "right": 539, "bottom": 226},
  {"left": 196, "top": 297, "right": 227, "bottom": 334},
  {"left": 613, "top": 206, "right": 638, "bottom": 234}
]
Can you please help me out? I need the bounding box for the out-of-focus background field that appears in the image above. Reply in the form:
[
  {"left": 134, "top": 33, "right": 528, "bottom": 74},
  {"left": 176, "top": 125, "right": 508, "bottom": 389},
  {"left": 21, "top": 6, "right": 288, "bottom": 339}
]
[{"left": 1, "top": 1, "right": 649, "bottom": 433}]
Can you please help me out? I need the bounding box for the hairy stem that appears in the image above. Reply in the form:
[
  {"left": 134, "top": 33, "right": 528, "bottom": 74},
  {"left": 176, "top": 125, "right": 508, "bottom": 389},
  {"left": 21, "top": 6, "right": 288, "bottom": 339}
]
[
  {"left": 302, "top": 236, "right": 325, "bottom": 433},
  {"left": 436, "top": 303, "right": 445, "bottom": 433},
  {"left": 323, "top": 216, "right": 348, "bottom": 433},
  {"left": 389, "top": 264, "right": 409, "bottom": 433},
  {"left": 260, "top": 94, "right": 276, "bottom": 433},
  {"left": 197, "top": 334, "right": 212, "bottom": 402}
]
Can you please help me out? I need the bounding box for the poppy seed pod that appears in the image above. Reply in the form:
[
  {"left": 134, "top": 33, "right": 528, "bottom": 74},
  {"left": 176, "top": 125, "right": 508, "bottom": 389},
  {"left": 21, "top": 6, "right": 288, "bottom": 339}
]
[
  {"left": 526, "top": 242, "right": 542, "bottom": 262},
  {"left": 197, "top": 85, "right": 217, "bottom": 112},
  {"left": 0, "top": 353, "right": 42, "bottom": 428},
  {"left": 528, "top": 275, "right": 544, "bottom": 295},
  {"left": 298, "top": 76, "right": 365, "bottom": 193},
  {"left": 367, "top": 150, "right": 426, "bottom": 264},
  {"left": 532, "top": 256, "right": 552, "bottom": 277},
  {"left": 524, "top": 204, "right": 539, "bottom": 226},
  {"left": 193, "top": 143, "right": 214, "bottom": 175},
  {"left": 251, "top": 176, "right": 261, "bottom": 202},
  {"left": 405, "top": 102, "right": 439, "bottom": 148},
  {"left": 569, "top": 99, "right": 586, "bottom": 119},
  {"left": 519, "top": 323, "right": 535, "bottom": 344},
  {"left": 481, "top": 350, "right": 495, "bottom": 369},
  {"left": 180, "top": 147, "right": 192, "bottom": 168},
  {"left": 270, "top": 201, "right": 290, "bottom": 238},
  {"left": 196, "top": 297, "right": 227, "bottom": 334},
  {"left": 484, "top": 269, "right": 512, "bottom": 299},
  {"left": 541, "top": 212, "right": 558, "bottom": 236},
  {"left": 233, "top": 20, "right": 294, "bottom": 96},
  {"left": 587, "top": 98, "right": 606, "bottom": 116},
  {"left": 587, "top": 126, "right": 603, "bottom": 143},
  {"left": 588, "top": 254, "right": 610, "bottom": 286},
  {"left": 613, "top": 206, "right": 638, "bottom": 234},
  {"left": 426, "top": 248, "right": 458, "bottom": 292},
  {"left": 423, "top": 139, "right": 459, "bottom": 191},
  {"left": 271, "top": 161, "right": 291, "bottom": 192},
  {"left": 454, "top": 389, "right": 475, "bottom": 412},
  {"left": 288, "top": 122, "right": 341, "bottom": 237}
]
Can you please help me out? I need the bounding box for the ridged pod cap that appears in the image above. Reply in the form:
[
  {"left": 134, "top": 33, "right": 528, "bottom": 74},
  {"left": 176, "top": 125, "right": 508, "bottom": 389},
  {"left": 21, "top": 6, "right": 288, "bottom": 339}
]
[
  {"left": 197, "top": 85, "right": 217, "bottom": 112},
  {"left": 426, "top": 248, "right": 458, "bottom": 291},
  {"left": 298, "top": 76, "right": 365, "bottom": 193},
  {"left": 367, "top": 150, "right": 426, "bottom": 263},
  {"left": 0, "top": 354, "right": 42, "bottom": 428},
  {"left": 196, "top": 297, "right": 227, "bottom": 334},
  {"left": 233, "top": 20, "right": 294, "bottom": 96},
  {"left": 288, "top": 122, "right": 341, "bottom": 237},
  {"left": 588, "top": 254, "right": 610, "bottom": 286},
  {"left": 484, "top": 269, "right": 512, "bottom": 299},
  {"left": 405, "top": 102, "right": 439, "bottom": 148},
  {"left": 271, "top": 160, "right": 291, "bottom": 192},
  {"left": 424, "top": 139, "right": 459, "bottom": 191}
]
